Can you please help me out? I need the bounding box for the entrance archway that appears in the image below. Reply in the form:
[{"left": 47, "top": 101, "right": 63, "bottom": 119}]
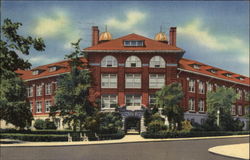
[{"left": 125, "top": 116, "right": 141, "bottom": 134}]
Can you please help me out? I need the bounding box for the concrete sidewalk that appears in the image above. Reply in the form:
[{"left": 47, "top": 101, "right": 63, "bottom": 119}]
[
  {"left": 0, "top": 134, "right": 249, "bottom": 147},
  {"left": 209, "top": 143, "right": 250, "bottom": 160}
]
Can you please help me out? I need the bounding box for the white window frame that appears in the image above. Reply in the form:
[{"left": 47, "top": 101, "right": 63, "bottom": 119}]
[
  {"left": 188, "top": 98, "right": 195, "bottom": 111},
  {"left": 125, "top": 56, "right": 141, "bottom": 67},
  {"left": 149, "top": 74, "right": 165, "bottom": 88},
  {"left": 49, "top": 66, "right": 57, "bottom": 72},
  {"left": 149, "top": 94, "right": 156, "bottom": 106},
  {"left": 198, "top": 99, "right": 204, "bottom": 112},
  {"left": 125, "top": 74, "right": 141, "bottom": 88},
  {"left": 36, "top": 101, "right": 42, "bottom": 113},
  {"left": 198, "top": 81, "right": 205, "bottom": 94},
  {"left": 36, "top": 84, "right": 42, "bottom": 96},
  {"left": 32, "top": 70, "right": 39, "bottom": 75},
  {"left": 188, "top": 79, "right": 195, "bottom": 93},
  {"left": 237, "top": 89, "right": 243, "bottom": 100},
  {"left": 45, "top": 100, "right": 51, "bottom": 113},
  {"left": 126, "top": 95, "right": 141, "bottom": 107},
  {"left": 45, "top": 83, "right": 52, "bottom": 95},
  {"left": 101, "top": 95, "right": 117, "bottom": 109},
  {"left": 207, "top": 83, "right": 213, "bottom": 92},
  {"left": 124, "top": 40, "right": 144, "bottom": 47},
  {"left": 149, "top": 56, "right": 165, "bottom": 68},
  {"left": 231, "top": 105, "right": 236, "bottom": 115},
  {"left": 101, "top": 74, "right": 117, "bottom": 88},
  {"left": 101, "top": 56, "right": 118, "bottom": 67},
  {"left": 238, "top": 105, "right": 242, "bottom": 115},
  {"left": 27, "top": 86, "right": 33, "bottom": 97}
]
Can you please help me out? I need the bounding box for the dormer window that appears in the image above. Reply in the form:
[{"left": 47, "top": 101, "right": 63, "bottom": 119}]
[
  {"left": 190, "top": 64, "right": 201, "bottom": 69},
  {"left": 124, "top": 40, "right": 144, "bottom": 47},
  {"left": 207, "top": 69, "right": 217, "bottom": 74},
  {"left": 223, "top": 73, "right": 232, "bottom": 77},
  {"left": 236, "top": 76, "right": 245, "bottom": 81},
  {"left": 49, "top": 66, "right": 57, "bottom": 72},
  {"left": 32, "top": 70, "right": 39, "bottom": 75}
]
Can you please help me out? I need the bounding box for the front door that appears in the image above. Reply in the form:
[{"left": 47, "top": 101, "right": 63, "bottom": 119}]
[{"left": 125, "top": 116, "right": 140, "bottom": 134}]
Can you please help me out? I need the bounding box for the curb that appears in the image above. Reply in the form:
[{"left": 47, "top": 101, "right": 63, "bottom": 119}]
[
  {"left": 208, "top": 143, "right": 249, "bottom": 160},
  {"left": 1, "top": 135, "right": 249, "bottom": 148}
]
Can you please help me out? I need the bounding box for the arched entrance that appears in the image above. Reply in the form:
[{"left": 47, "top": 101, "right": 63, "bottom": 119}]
[{"left": 125, "top": 116, "right": 141, "bottom": 134}]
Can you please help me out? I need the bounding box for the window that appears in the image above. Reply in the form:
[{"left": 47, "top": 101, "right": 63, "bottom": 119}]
[
  {"left": 49, "top": 66, "right": 58, "bottom": 72},
  {"left": 201, "top": 118, "right": 205, "bottom": 125},
  {"left": 237, "top": 89, "right": 243, "bottom": 100},
  {"left": 125, "top": 74, "right": 141, "bottom": 88},
  {"left": 126, "top": 95, "right": 141, "bottom": 106},
  {"left": 245, "top": 107, "right": 249, "bottom": 115},
  {"left": 223, "top": 73, "right": 232, "bottom": 77},
  {"left": 231, "top": 105, "right": 236, "bottom": 115},
  {"left": 149, "top": 74, "right": 165, "bottom": 88},
  {"left": 101, "top": 74, "right": 117, "bottom": 88},
  {"left": 207, "top": 83, "right": 213, "bottom": 92},
  {"left": 45, "top": 83, "right": 52, "bottom": 95},
  {"left": 36, "top": 84, "right": 42, "bottom": 96},
  {"left": 101, "top": 56, "right": 118, "bottom": 67},
  {"left": 124, "top": 40, "right": 144, "bottom": 47},
  {"left": 188, "top": 79, "right": 195, "bottom": 92},
  {"left": 193, "top": 64, "right": 200, "bottom": 69},
  {"left": 36, "top": 101, "right": 42, "bottom": 113},
  {"left": 32, "top": 70, "right": 39, "bottom": 75},
  {"left": 45, "top": 100, "right": 51, "bottom": 113},
  {"left": 244, "top": 90, "right": 249, "bottom": 101},
  {"left": 125, "top": 56, "right": 141, "bottom": 67},
  {"left": 27, "top": 86, "right": 33, "bottom": 97},
  {"left": 30, "top": 102, "right": 33, "bottom": 112},
  {"left": 198, "top": 81, "right": 205, "bottom": 94},
  {"left": 101, "top": 95, "right": 117, "bottom": 108},
  {"left": 149, "top": 94, "right": 156, "bottom": 106},
  {"left": 198, "top": 99, "right": 204, "bottom": 112},
  {"left": 149, "top": 56, "right": 165, "bottom": 68},
  {"left": 238, "top": 105, "right": 242, "bottom": 115},
  {"left": 188, "top": 98, "right": 195, "bottom": 111}
]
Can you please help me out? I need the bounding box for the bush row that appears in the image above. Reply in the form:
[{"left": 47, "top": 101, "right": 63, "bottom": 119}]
[
  {"left": 141, "top": 131, "right": 250, "bottom": 139},
  {"left": 0, "top": 129, "right": 74, "bottom": 135},
  {"left": 0, "top": 131, "right": 125, "bottom": 142},
  {"left": 0, "top": 133, "right": 68, "bottom": 142}
]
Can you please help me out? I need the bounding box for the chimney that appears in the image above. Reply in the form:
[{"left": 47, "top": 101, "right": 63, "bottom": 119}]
[
  {"left": 169, "top": 27, "right": 177, "bottom": 46},
  {"left": 92, "top": 26, "right": 99, "bottom": 46}
]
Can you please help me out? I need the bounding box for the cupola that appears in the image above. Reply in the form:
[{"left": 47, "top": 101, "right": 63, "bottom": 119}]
[
  {"left": 99, "top": 25, "right": 112, "bottom": 42},
  {"left": 154, "top": 26, "right": 168, "bottom": 43}
]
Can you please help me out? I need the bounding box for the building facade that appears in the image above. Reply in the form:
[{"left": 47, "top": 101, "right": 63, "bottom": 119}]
[{"left": 5, "top": 26, "right": 249, "bottom": 130}]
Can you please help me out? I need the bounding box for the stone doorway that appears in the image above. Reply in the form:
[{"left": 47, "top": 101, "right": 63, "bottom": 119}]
[{"left": 125, "top": 116, "right": 141, "bottom": 134}]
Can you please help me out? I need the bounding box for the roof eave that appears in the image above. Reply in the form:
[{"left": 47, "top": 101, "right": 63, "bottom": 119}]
[{"left": 83, "top": 49, "right": 185, "bottom": 54}]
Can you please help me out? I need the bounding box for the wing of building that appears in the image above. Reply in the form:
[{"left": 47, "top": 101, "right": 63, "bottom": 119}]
[{"left": 11, "top": 26, "right": 249, "bottom": 130}]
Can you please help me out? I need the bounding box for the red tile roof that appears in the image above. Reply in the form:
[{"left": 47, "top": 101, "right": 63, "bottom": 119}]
[
  {"left": 84, "top": 33, "right": 183, "bottom": 51},
  {"left": 15, "top": 57, "right": 249, "bottom": 86},
  {"left": 15, "top": 58, "right": 87, "bottom": 81},
  {"left": 179, "top": 58, "right": 249, "bottom": 85}
]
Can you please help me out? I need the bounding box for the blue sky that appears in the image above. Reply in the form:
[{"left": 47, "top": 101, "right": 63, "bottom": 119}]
[{"left": 1, "top": 1, "right": 249, "bottom": 76}]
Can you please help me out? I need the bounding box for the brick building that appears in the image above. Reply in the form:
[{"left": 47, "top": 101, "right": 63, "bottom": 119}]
[{"left": 3, "top": 26, "right": 248, "bottom": 130}]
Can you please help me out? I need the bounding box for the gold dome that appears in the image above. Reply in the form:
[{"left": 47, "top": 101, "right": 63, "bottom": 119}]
[
  {"left": 99, "top": 31, "right": 112, "bottom": 41},
  {"left": 154, "top": 32, "right": 168, "bottom": 42}
]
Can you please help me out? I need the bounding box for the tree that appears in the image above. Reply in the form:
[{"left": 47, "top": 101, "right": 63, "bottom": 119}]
[
  {"left": 0, "top": 19, "right": 45, "bottom": 129},
  {"left": 155, "top": 82, "right": 184, "bottom": 130},
  {"left": 50, "top": 39, "right": 94, "bottom": 131},
  {"left": 206, "top": 87, "right": 243, "bottom": 131}
]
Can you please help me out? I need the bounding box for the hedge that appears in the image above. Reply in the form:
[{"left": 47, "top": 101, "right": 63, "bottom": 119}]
[
  {"left": 0, "top": 129, "right": 74, "bottom": 135},
  {"left": 141, "top": 131, "right": 250, "bottom": 139},
  {"left": 0, "top": 131, "right": 125, "bottom": 142},
  {"left": 0, "top": 133, "right": 68, "bottom": 142}
]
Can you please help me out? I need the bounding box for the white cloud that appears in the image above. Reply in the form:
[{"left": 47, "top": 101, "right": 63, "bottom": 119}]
[
  {"left": 107, "top": 11, "right": 146, "bottom": 30},
  {"left": 179, "top": 18, "right": 249, "bottom": 64},
  {"left": 32, "top": 9, "right": 82, "bottom": 49},
  {"left": 29, "top": 55, "right": 61, "bottom": 66}
]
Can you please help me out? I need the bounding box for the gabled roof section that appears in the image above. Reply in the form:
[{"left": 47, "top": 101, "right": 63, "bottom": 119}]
[
  {"left": 15, "top": 58, "right": 87, "bottom": 81},
  {"left": 84, "top": 33, "right": 184, "bottom": 52},
  {"left": 179, "top": 58, "right": 249, "bottom": 86}
]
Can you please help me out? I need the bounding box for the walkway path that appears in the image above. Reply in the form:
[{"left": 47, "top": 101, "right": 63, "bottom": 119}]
[{"left": 209, "top": 143, "right": 249, "bottom": 160}]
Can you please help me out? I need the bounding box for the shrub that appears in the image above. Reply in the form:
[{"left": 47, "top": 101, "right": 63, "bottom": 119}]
[
  {"left": 98, "top": 112, "right": 123, "bottom": 134},
  {"left": 147, "top": 120, "right": 167, "bottom": 133},
  {"left": 34, "top": 119, "right": 46, "bottom": 130},
  {"left": 45, "top": 120, "right": 57, "bottom": 130},
  {"left": 181, "top": 120, "right": 193, "bottom": 132},
  {"left": 0, "top": 133, "right": 67, "bottom": 142}
]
